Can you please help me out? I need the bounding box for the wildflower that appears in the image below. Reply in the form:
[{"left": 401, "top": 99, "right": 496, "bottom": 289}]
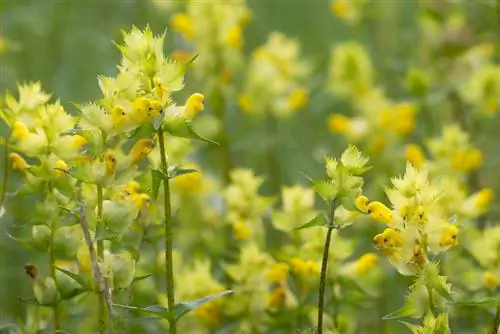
[
  {"left": 238, "top": 94, "right": 252, "bottom": 113},
  {"left": 171, "top": 13, "right": 194, "bottom": 40},
  {"left": 355, "top": 195, "right": 369, "bottom": 212},
  {"left": 183, "top": 93, "right": 205, "bottom": 120},
  {"left": 77, "top": 245, "right": 92, "bottom": 273},
  {"left": 405, "top": 144, "right": 426, "bottom": 168},
  {"left": 266, "top": 263, "right": 289, "bottom": 283},
  {"left": 225, "top": 26, "right": 243, "bottom": 50},
  {"left": 54, "top": 160, "right": 69, "bottom": 177},
  {"left": 268, "top": 284, "right": 286, "bottom": 309},
  {"left": 287, "top": 89, "right": 308, "bottom": 110},
  {"left": 328, "top": 114, "right": 350, "bottom": 134},
  {"left": 12, "top": 121, "right": 29, "bottom": 141},
  {"left": 9, "top": 153, "right": 30, "bottom": 171},
  {"left": 233, "top": 221, "right": 251, "bottom": 241},
  {"left": 484, "top": 271, "right": 499, "bottom": 289},
  {"left": 438, "top": 225, "right": 458, "bottom": 247},
  {"left": 367, "top": 201, "right": 393, "bottom": 224},
  {"left": 129, "top": 138, "right": 156, "bottom": 164},
  {"left": 105, "top": 150, "right": 117, "bottom": 176},
  {"left": 290, "top": 257, "right": 320, "bottom": 276},
  {"left": 473, "top": 188, "right": 494, "bottom": 210}
]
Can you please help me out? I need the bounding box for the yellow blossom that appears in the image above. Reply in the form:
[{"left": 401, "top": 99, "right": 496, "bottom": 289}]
[
  {"left": 12, "top": 121, "right": 29, "bottom": 141},
  {"left": 438, "top": 225, "right": 458, "bottom": 247},
  {"left": 405, "top": 144, "right": 425, "bottom": 168},
  {"left": 409, "top": 244, "right": 426, "bottom": 269},
  {"left": 171, "top": 13, "right": 194, "bottom": 39},
  {"left": 193, "top": 302, "right": 221, "bottom": 325},
  {"left": 238, "top": 94, "right": 253, "bottom": 113},
  {"left": 328, "top": 114, "right": 350, "bottom": 134},
  {"left": 105, "top": 150, "right": 117, "bottom": 176},
  {"left": 267, "top": 263, "right": 289, "bottom": 283},
  {"left": 55, "top": 160, "right": 69, "bottom": 177},
  {"left": 225, "top": 26, "right": 243, "bottom": 50},
  {"left": 474, "top": 188, "right": 494, "bottom": 210},
  {"left": 172, "top": 164, "right": 203, "bottom": 193},
  {"left": 287, "top": 89, "right": 308, "bottom": 110},
  {"left": 77, "top": 245, "right": 91, "bottom": 273},
  {"left": 129, "top": 138, "right": 156, "bottom": 164},
  {"left": 9, "top": 153, "right": 30, "bottom": 171},
  {"left": 233, "top": 221, "right": 251, "bottom": 241},
  {"left": 353, "top": 253, "right": 378, "bottom": 275},
  {"left": 484, "top": 271, "right": 499, "bottom": 289},
  {"left": 290, "top": 257, "right": 320, "bottom": 276},
  {"left": 373, "top": 228, "right": 403, "bottom": 249},
  {"left": 367, "top": 201, "right": 393, "bottom": 224},
  {"left": 184, "top": 93, "right": 205, "bottom": 119},
  {"left": 331, "top": 0, "right": 349, "bottom": 18},
  {"left": 268, "top": 284, "right": 286, "bottom": 309},
  {"left": 355, "top": 195, "right": 369, "bottom": 212}
]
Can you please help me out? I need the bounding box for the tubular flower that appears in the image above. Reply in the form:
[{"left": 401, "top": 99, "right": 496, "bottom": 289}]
[
  {"left": 171, "top": 13, "right": 194, "bottom": 39},
  {"left": 438, "top": 225, "right": 458, "bottom": 247},
  {"left": 355, "top": 195, "right": 369, "bottom": 212},
  {"left": 289, "top": 257, "right": 320, "bottom": 276},
  {"left": 267, "top": 284, "right": 286, "bottom": 309},
  {"left": 367, "top": 201, "right": 393, "bottom": 224},
  {"left": 129, "top": 138, "right": 156, "bottom": 164},
  {"left": 233, "top": 221, "right": 251, "bottom": 241},
  {"left": 405, "top": 144, "right": 426, "bottom": 168},
  {"left": 105, "top": 150, "right": 117, "bottom": 176},
  {"left": 183, "top": 93, "right": 205, "bottom": 119},
  {"left": 54, "top": 160, "right": 69, "bottom": 177},
  {"left": 266, "top": 263, "right": 289, "bottom": 283},
  {"left": 473, "top": 188, "right": 494, "bottom": 210},
  {"left": 12, "top": 121, "right": 30, "bottom": 141},
  {"left": 9, "top": 153, "right": 30, "bottom": 171},
  {"left": 353, "top": 253, "right": 378, "bottom": 275},
  {"left": 287, "top": 88, "right": 308, "bottom": 111},
  {"left": 328, "top": 114, "right": 350, "bottom": 134},
  {"left": 484, "top": 271, "right": 499, "bottom": 289},
  {"left": 225, "top": 26, "right": 243, "bottom": 50}
]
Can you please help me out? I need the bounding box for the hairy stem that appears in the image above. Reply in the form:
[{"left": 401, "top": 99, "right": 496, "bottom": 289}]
[
  {"left": 157, "top": 128, "right": 176, "bottom": 333},
  {"left": 317, "top": 201, "right": 336, "bottom": 333}
]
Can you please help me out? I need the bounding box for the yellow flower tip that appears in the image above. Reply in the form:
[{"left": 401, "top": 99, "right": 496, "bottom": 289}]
[
  {"left": 184, "top": 93, "right": 205, "bottom": 119},
  {"left": 129, "top": 138, "right": 156, "bottom": 164},
  {"left": 374, "top": 228, "right": 403, "bottom": 249},
  {"left": 194, "top": 303, "right": 221, "bottom": 325},
  {"left": 355, "top": 195, "right": 369, "bottom": 213},
  {"left": 55, "top": 160, "right": 69, "bottom": 177},
  {"left": 466, "top": 148, "right": 483, "bottom": 170},
  {"left": 287, "top": 89, "right": 308, "bottom": 111},
  {"left": 171, "top": 50, "right": 193, "bottom": 63},
  {"left": 327, "top": 114, "right": 350, "bottom": 134},
  {"left": 484, "top": 271, "right": 499, "bottom": 289},
  {"left": 353, "top": 253, "right": 378, "bottom": 275},
  {"left": 474, "top": 188, "right": 494, "bottom": 209},
  {"left": 305, "top": 260, "right": 320, "bottom": 275},
  {"left": 124, "top": 181, "right": 140, "bottom": 195},
  {"left": 105, "top": 150, "right": 117, "bottom": 176},
  {"left": 439, "top": 225, "right": 459, "bottom": 247},
  {"left": 405, "top": 144, "right": 425, "bottom": 169},
  {"left": 171, "top": 13, "right": 194, "bottom": 39},
  {"left": 487, "top": 98, "right": 498, "bottom": 114},
  {"left": 132, "top": 193, "right": 151, "bottom": 210},
  {"left": 72, "top": 135, "right": 87, "bottom": 149},
  {"left": 9, "top": 153, "right": 30, "bottom": 171},
  {"left": 367, "top": 201, "right": 393, "bottom": 224},
  {"left": 233, "top": 221, "right": 251, "bottom": 240},
  {"left": 268, "top": 285, "right": 286, "bottom": 309},
  {"left": 290, "top": 257, "right": 318, "bottom": 276},
  {"left": 266, "top": 263, "right": 289, "bottom": 283},
  {"left": 331, "top": 0, "right": 348, "bottom": 18},
  {"left": 12, "top": 121, "right": 30, "bottom": 141},
  {"left": 238, "top": 94, "right": 253, "bottom": 113},
  {"left": 225, "top": 26, "right": 243, "bottom": 50}
]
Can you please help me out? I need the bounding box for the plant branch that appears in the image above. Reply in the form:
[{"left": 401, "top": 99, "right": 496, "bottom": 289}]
[{"left": 157, "top": 127, "right": 176, "bottom": 334}]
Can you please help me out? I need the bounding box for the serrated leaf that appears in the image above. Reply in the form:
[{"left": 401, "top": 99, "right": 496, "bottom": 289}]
[
  {"left": 294, "top": 213, "right": 329, "bottom": 230},
  {"left": 175, "top": 290, "right": 233, "bottom": 321},
  {"left": 451, "top": 298, "right": 500, "bottom": 307},
  {"left": 113, "top": 303, "right": 169, "bottom": 319},
  {"left": 55, "top": 267, "right": 92, "bottom": 290},
  {"left": 132, "top": 273, "right": 153, "bottom": 283},
  {"left": 168, "top": 166, "right": 198, "bottom": 179},
  {"left": 383, "top": 304, "right": 414, "bottom": 320}
]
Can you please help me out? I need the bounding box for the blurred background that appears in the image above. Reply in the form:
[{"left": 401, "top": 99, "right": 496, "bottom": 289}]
[{"left": 0, "top": 0, "right": 499, "bottom": 332}]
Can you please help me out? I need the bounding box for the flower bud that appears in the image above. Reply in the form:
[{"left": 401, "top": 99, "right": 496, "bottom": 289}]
[
  {"left": 34, "top": 277, "right": 58, "bottom": 305},
  {"left": 101, "top": 200, "right": 137, "bottom": 234},
  {"left": 109, "top": 252, "right": 136, "bottom": 290},
  {"left": 32, "top": 225, "right": 51, "bottom": 252},
  {"left": 53, "top": 225, "right": 83, "bottom": 257}
]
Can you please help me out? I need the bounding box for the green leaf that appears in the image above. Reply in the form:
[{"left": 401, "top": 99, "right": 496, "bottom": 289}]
[
  {"left": 0, "top": 206, "right": 5, "bottom": 219},
  {"left": 397, "top": 320, "right": 418, "bottom": 332},
  {"left": 61, "top": 288, "right": 89, "bottom": 301},
  {"left": 113, "top": 303, "right": 169, "bottom": 319},
  {"left": 175, "top": 290, "right": 233, "bottom": 321},
  {"left": 150, "top": 169, "right": 162, "bottom": 200},
  {"left": 5, "top": 232, "right": 37, "bottom": 251},
  {"left": 451, "top": 298, "right": 500, "bottom": 307},
  {"left": 383, "top": 304, "right": 415, "bottom": 320},
  {"left": 17, "top": 296, "right": 54, "bottom": 307},
  {"left": 294, "top": 213, "right": 329, "bottom": 230},
  {"left": 168, "top": 166, "right": 199, "bottom": 179},
  {"left": 132, "top": 273, "right": 153, "bottom": 283},
  {"left": 55, "top": 267, "right": 92, "bottom": 290},
  {"left": 164, "top": 119, "right": 218, "bottom": 145}
]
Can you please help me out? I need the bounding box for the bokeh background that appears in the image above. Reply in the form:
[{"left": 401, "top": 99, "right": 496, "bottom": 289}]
[{"left": 0, "top": 0, "right": 499, "bottom": 332}]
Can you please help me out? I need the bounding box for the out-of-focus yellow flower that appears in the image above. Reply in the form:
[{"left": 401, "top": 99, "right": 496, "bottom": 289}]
[
  {"left": 287, "top": 89, "right": 308, "bottom": 110},
  {"left": 328, "top": 114, "right": 350, "bottom": 134},
  {"left": 233, "top": 221, "right": 251, "bottom": 241},
  {"left": 267, "top": 284, "right": 286, "bottom": 309},
  {"left": 171, "top": 50, "right": 193, "bottom": 63},
  {"left": 171, "top": 13, "right": 194, "bottom": 39},
  {"left": 353, "top": 253, "right": 378, "bottom": 275},
  {"left": 438, "top": 225, "right": 459, "bottom": 247},
  {"left": 9, "top": 153, "right": 30, "bottom": 171},
  {"left": 183, "top": 93, "right": 205, "bottom": 119},
  {"left": 238, "top": 94, "right": 253, "bottom": 113},
  {"left": 55, "top": 160, "right": 69, "bottom": 177},
  {"left": 12, "top": 121, "right": 29, "bottom": 141},
  {"left": 172, "top": 163, "right": 203, "bottom": 193},
  {"left": 77, "top": 244, "right": 92, "bottom": 273},
  {"left": 405, "top": 144, "right": 426, "bottom": 168},
  {"left": 451, "top": 148, "right": 482, "bottom": 172},
  {"left": 379, "top": 103, "right": 417, "bottom": 135},
  {"left": 484, "top": 271, "right": 499, "bottom": 289},
  {"left": 331, "top": 0, "right": 367, "bottom": 24},
  {"left": 225, "top": 26, "right": 243, "bottom": 50},
  {"left": 474, "top": 188, "right": 494, "bottom": 210},
  {"left": 289, "top": 257, "right": 320, "bottom": 276},
  {"left": 266, "top": 263, "right": 289, "bottom": 283},
  {"left": 194, "top": 303, "right": 221, "bottom": 325}
]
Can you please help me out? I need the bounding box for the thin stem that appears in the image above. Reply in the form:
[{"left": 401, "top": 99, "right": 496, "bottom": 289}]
[
  {"left": 1, "top": 134, "right": 11, "bottom": 206},
  {"left": 50, "top": 218, "right": 61, "bottom": 332},
  {"left": 265, "top": 114, "right": 281, "bottom": 194},
  {"left": 96, "top": 185, "right": 106, "bottom": 334},
  {"left": 427, "top": 285, "right": 435, "bottom": 315},
  {"left": 157, "top": 128, "right": 176, "bottom": 334},
  {"left": 492, "top": 306, "right": 500, "bottom": 334},
  {"left": 211, "top": 84, "right": 232, "bottom": 184},
  {"left": 317, "top": 200, "right": 336, "bottom": 333}
]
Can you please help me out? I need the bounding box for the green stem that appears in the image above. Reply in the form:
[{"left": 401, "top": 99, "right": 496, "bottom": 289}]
[
  {"left": 317, "top": 201, "right": 336, "bottom": 333},
  {"left": 492, "top": 306, "right": 500, "bottom": 334},
  {"left": 96, "top": 185, "right": 106, "bottom": 334},
  {"left": 427, "top": 285, "right": 435, "bottom": 315},
  {"left": 49, "top": 221, "right": 60, "bottom": 332},
  {"left": 265, "top": 115, "right": 281, "bottom": 194},
  {"left": 212, "top": 84, "right": 232, "bottom": 184},
  {"left": 157, "top": 128, "right": 176, "bottom": 334}
]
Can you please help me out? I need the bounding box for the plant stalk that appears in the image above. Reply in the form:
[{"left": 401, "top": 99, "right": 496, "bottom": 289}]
[
  {"left": 492, "top": 305, "right": 500, "bottom": 334},
  {"left": 211, "top": 84, "right": 232, "bottom": 185},
  {"left": 1, "top": 134, "right": 11, "bottom": 206},
  {"left": 96, "top": 185, "right": 107, "bottom": 333},
  {"left": 157, "top": 128, "right": 176, "bottom": 334},
  {"left": 317, "top": 200, "right": 336, "bottom": 333},
  {"left": 50, "top": 220, "right": 61, "bottom": 332}
]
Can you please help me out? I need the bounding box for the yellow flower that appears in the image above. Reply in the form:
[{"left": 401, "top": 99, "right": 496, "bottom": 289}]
[
  {"left": 393, "top": 103, "right": 416, "bottom": 135},
  {"left": 373, "top": 228, "right": 403, "bottom": 249},
  {"left": 71, "top": 135, "right": 87, "bottom": 150},
  {"left": 484, "top": 271, "right": 499, "bottom": 289},
  {"left": 474, "top": 188, "right": 494, "bottom": 210},
  {"left": 451, "top": 148, "right": 483, "bottom": 172},
  {"left": 171, "top": 13, "right": 194, "bottom": 39},
  {"left": 225, "top": 26, "right": 243, "bottom": 50},
  {"left": 267, "top": 284, "right": 286, "bottom": 309},
  {"left": 183, "top": 93, "right": 205, "bottom": 120},
  {"left": 367, "top": 201, "right": 393, "bottom": 224},
  {"left": 172, "top": 164, "right": 203, "bottom": 193},
  {"left": 171, "top": 50, "right": 193, "bottom": 63},
  {"left": 105, "top": 150, "right": 117, "bottom": 176},
  {"left": 331, "top": 0, "right": 349, "bottom": 18},
  {"left": 328, "top": 114, "right": 350, "bottom": 134},
  {"left": 438, "top": 225, "right": 458, "bottom": 247},
  {"left": 194, "top": 303, "right": 221, "bottom": 325},
  {"left": 355, "top": 195, "right": 369, "bottom": 213},
  {"left": 287, "top": 89, "right": 308, "bottom": 110},
  {"left": 409, "top": 244, "right": 426, "bottom": 269},
  {"left": 290, "top": 257, "right": 320, "bottom": 276},
  {"left": 12, "top": 121, "right": 29, "bottom": 141},
  {"left": 233, "top": 221, "right": 251, "bottom": 240},
  {"left": 266, "top": 263, "right": 289, "bottom": 283},
  {"left": 353, "top": 253, "right": 378, "bottom": 275},
  {"left": 238, "top": 94, "right": 253, "bottom": 113},
  {"left": 9, "top": 153, "right": 30, "bottom": 171},
  {"left": 129, "top": 138, "right": 156, "bottom": 164},
  {"left": 55, "top": 160, "right": 69, "bottom": 177},
  {"left": 405, "top": 144, "right": 425, "bottom": 168},
  {"left": 130, "top": 97, "right": 152, "bottom": 124}
]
